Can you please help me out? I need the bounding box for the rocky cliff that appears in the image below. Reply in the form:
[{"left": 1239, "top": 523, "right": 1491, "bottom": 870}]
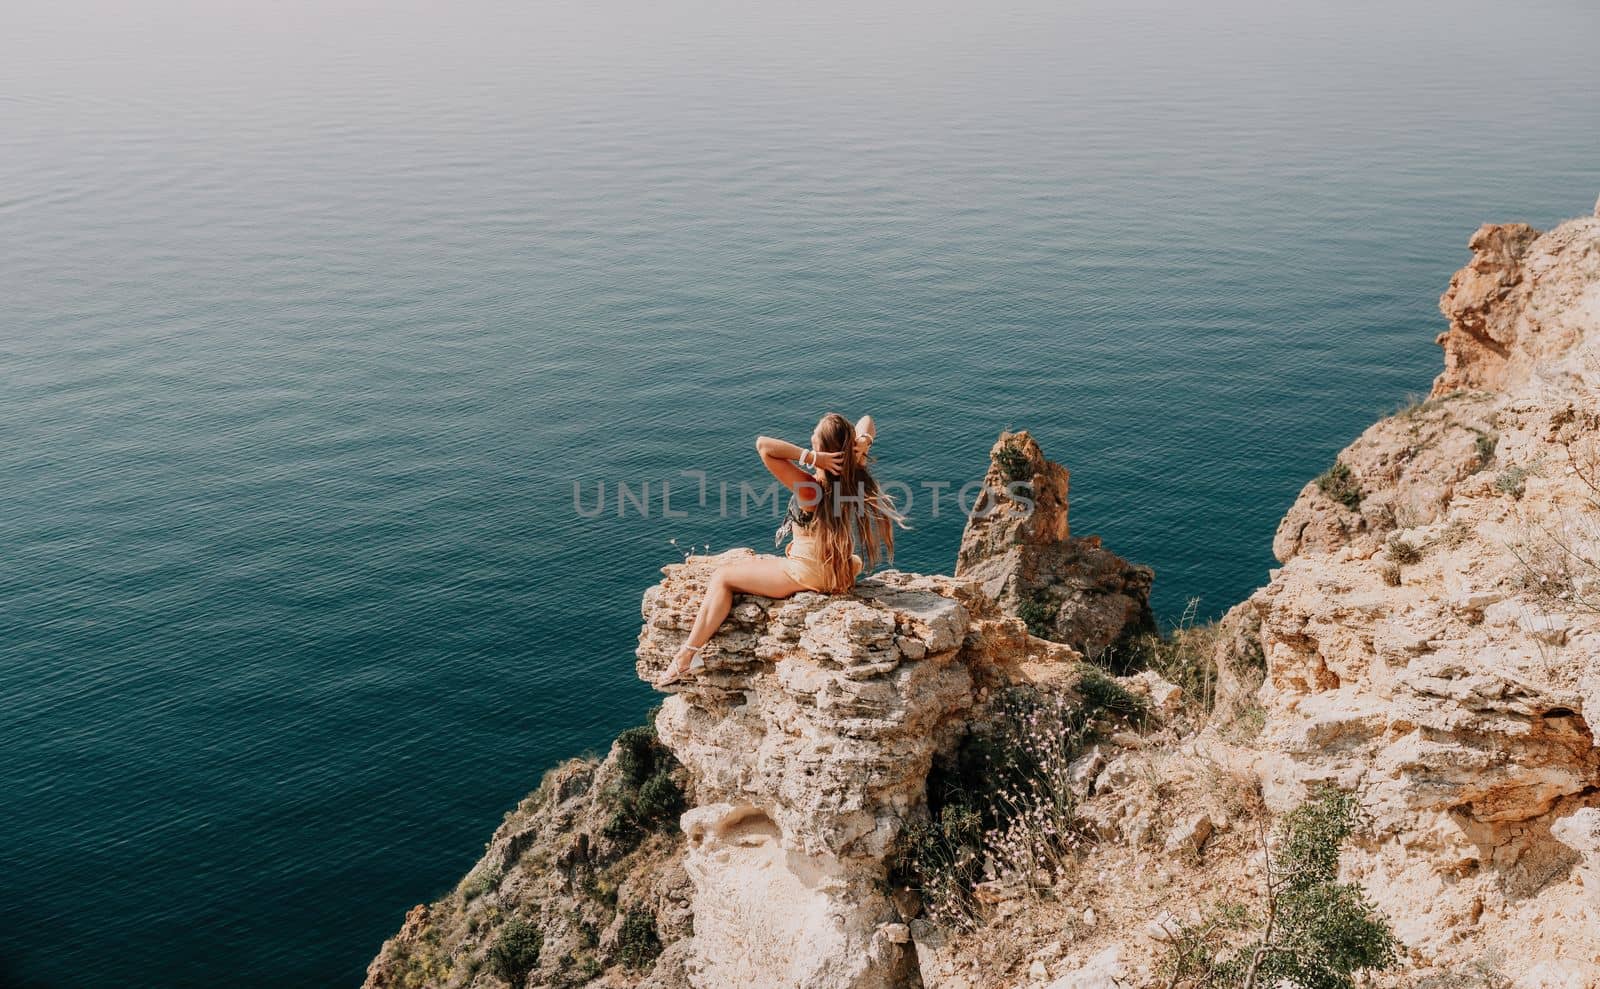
[
  {"left": 1240, "top": 209, "right": 1600, "bottom": 980},
  {"left": 633, "top": 554, "right": 1083, "bottom": 988},
  {"left": 365, "top": 203, "right": 1600, "bottom": 989}
]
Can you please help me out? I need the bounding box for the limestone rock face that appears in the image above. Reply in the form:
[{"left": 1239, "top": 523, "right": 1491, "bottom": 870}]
[
  {"left": 635, "top": 551, "right": 1073, "bottom": 989},
  {"left": 1431, "top": 220, "right": 1600, "bottom": 398},
  {"left": 1270, "top": 390, "right": 1502, "bottom": 564},
  {"left": 1432, "top": 222, "right": 1543, "bottom": 397},
  {"left": 955, "top": 430, "right": 1155, "bottom": 656},
  {"left": 1249, "top": 212, "right": 1600, "bottom": 976},
  {"left": 1551, "top": 807, "right": 1600, "bottom": 912},
  {"left": 1275, "top": 217, "right": 1600, "bottom": 566}
]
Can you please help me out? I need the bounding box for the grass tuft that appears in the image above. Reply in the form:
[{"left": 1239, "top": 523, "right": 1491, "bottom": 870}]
[{"left": 1316, "top": 459, "right": 1363, "bottom": 511}]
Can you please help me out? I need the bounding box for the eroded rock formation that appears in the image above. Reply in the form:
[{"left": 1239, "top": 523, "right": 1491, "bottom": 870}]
[
  {"left": 634, "top": 552, "right": 1078, "bottom": 989},
  {"left": 955, "top": 430, "right": 1155, "bottom": 657}
]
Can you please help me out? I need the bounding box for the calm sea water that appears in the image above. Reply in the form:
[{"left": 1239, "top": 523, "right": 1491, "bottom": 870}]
[{"left": 2, "top": 1, "right": 1596, "bottom": 985}]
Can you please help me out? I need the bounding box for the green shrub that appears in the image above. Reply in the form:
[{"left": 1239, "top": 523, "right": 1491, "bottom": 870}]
[
  {"left": 1016, "top": 592, "right": 1055, "bottom": 638},
  {"left": 893, "top": 801, "right": 986, "bottom": 927},
  {"left": 1133, "top": 599, "right": 1221, "bottom": 710},
  {"left": 1380, "top": 563, "right": 1402, "bottom": 587},
  {"left": 1161, "top": 787, "right": 1398, "bottom": 988},
  {"left": 1316, "top": 459, "right": 1363, "bottom": 511},
  {"left": 603, "top": 720, "right": 685, "bottom": 839},
  {"left": 1086, "top": 598, "right": 1219, "bottom": 707},
  {"left": 1473, "top": 431, "right": 1498, "bottom": 470},
  {"left": 613, "top": 725, "right": 659, "bottom": 787},
  {"left": 635, "top": 770, "right": 684, "bottom": 822},
  {"left": 994, "top": 439, "right": 1032, "bottom": 483},
  {"left": 461, "top": 865, "right": 503, "bottom": 902},
  {"left": 555, "top": 951, "right": 602, "bottom": 985},
  {"left": 488, "top": 919, "right": 543, "bottom": 988},
  {"left": 1495, "top": 466, "right": 1528, "bottom": 498},
  {"left": 1074, "top": 666, "right": 1148, "bottom": 723},
  {"left": 616, "top": 909, "right": 663, "bottom": 970},
  {"left": 578, "top": 867, "right": 619, "bottom": 909}
]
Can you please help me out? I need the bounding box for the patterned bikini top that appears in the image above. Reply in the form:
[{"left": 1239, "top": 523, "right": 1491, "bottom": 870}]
[{"left": 774, "top": 492, "right": 817, "bottom": 547}]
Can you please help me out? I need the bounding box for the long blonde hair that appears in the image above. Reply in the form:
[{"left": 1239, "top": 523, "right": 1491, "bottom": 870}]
[{"left": 805, "top": 413, "right": 904, "bottom": 590}]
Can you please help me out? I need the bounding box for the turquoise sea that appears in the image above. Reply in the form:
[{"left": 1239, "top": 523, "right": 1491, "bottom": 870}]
[{"left": 2, "top": 1, "right": 1596, "bottom": 985}]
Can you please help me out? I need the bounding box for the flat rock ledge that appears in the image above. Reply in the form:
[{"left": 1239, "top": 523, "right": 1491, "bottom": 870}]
[{"left": 635, "top": 549, "right": 1076, "bottom": 989}]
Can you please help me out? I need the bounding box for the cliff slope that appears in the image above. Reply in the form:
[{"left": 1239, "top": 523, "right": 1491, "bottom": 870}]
[{"left": 1241, "top": 209, "right": 1600, "bottom": 980}]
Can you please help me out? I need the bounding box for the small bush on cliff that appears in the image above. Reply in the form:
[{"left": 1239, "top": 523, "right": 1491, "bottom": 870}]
[
  {"left": 1317, "top": 459, "right": 1363, "bottom": 511},
  {"left": 1387, "top": 535, "right": 1423, "bottom": 565},
  {"left": 894, "top": 802, "right": 986, "bottom": 927},
  {"left": 1472, "top": 430, "right": 1498, "bottom": 471},
  {"left": 1441, "top": 517, "right": 1474, "bottom": 549},
  {"left": 1161, "top": 786, "right": 1398, "bottom": 988},
  {"left": 979, "top": 690, "right": 1096, "bottom": 891},
  {"left": 488, "top": 919, "right": 543, "bottom": 988},
  {"left": 461, "top": 865, "right": 503, "bottom": 903},
  {"left": 994, "top": 438, "right": 1033, "bottom": 483},
  {"left": 1393, "top": 389, "right": 1467, "bottom": 421},
  {"left": 1017, "top": 592, "right": 1056, "bottom": 638},
  {"left": 1412, "top": 954, "right": 1514, "bottom": 989},
  {"left": 1103, "top": 597, "right": 1219, "bottom": 710},
  {"left": 616, "top": 908, "right": 663, "bottom": 970},
  {"left": 602, "top": 720, "right": 685, "bottom": 839},
  {"left": 1495, "top": 465, "right": 1529, "bottom": 498},
  {"left": 613, "top": 724, "right": 660, "bottom": 785},
  {"left": 1073, "top": 665, "right": 1148, "bottom": 722},
  {"left": 554, "top": 951, "right": 602, "bottom": 985}
]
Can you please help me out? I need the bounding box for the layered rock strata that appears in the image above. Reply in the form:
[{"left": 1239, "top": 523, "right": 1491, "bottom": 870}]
[
  {"left": 1243, "top": 212, "right": 1600, "bottom": 978},
  {"left": 634, "top": 551, "right": 1077, "bottom": 989}
]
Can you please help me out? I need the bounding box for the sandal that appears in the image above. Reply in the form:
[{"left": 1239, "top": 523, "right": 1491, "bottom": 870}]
[{"left": 654, "top": 643, "right": 704, "bottom": 687}]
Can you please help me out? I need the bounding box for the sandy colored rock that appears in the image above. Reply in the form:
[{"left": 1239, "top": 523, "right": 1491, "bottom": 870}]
[
  {"left": 1249, "top": 211, "right": 1600, "bottom": 974},
  {"left": 636, "top": 553, "right": 1077, "bottom": 989},
  {"left": 955, "top": 430, "right": 1155, "bottom": 656},
  {"left": 1163, "top": 812, "right": 1214, "bottom": 856},
  {"left": 1551, "top": 807, "right": 1600, "bottom": 911},
  {"left": 1043, "top": 945, "right": 1123, "bottom": 989}
]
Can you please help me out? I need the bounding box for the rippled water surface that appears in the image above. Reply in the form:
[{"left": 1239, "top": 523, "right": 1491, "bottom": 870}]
[{"left": 2, "top": 1, "right": 1596, "bottom": 985}]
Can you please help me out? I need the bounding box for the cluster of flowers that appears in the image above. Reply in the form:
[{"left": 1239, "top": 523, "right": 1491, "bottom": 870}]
[{"left": 978, "top": 690, "right": 1093, "bottom": 895}]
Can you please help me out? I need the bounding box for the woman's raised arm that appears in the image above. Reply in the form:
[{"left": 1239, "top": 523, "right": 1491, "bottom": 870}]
[
  {"left": 758, "top": 435, "right": 821, "bottom": 502},
  {"left": 853, "top": 415, "right": 876, "bottom": 465},
  {"left": 758, "top": 434, "right": 844, "bottom": 504}
]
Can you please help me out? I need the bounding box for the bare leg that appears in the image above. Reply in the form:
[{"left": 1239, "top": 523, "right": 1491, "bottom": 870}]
[{"left": 656, "top": 557, "right": 807, "bottom": 684}]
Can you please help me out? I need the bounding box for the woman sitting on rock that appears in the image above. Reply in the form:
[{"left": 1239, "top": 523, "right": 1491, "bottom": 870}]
[{"left": 653, "top": 413, "right": 902, "bottom": 687}]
